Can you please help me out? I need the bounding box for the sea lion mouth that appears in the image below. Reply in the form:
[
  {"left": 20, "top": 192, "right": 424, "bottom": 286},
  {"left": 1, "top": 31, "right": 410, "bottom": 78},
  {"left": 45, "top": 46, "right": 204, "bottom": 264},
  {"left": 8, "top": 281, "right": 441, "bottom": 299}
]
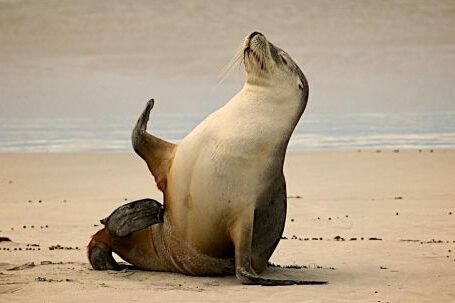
[{"left": 243, "top": 32, "right": 272, "bottom": 72}]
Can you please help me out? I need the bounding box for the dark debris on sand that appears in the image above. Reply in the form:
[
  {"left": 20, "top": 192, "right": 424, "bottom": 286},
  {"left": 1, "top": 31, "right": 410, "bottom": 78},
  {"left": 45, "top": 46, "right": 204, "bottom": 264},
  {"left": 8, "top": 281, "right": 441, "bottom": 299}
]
[
  {"left": 35, "top": 276, "right": 73, "bottom": 283},
  {"left": 268, "top": 262, "right": 335, "bottom": 270},
  {"left": 49, "top": 244, "right": 80, "bottom": 251},
  {"left": 334, "top": 235, "right": 345, "bottom": 241}
]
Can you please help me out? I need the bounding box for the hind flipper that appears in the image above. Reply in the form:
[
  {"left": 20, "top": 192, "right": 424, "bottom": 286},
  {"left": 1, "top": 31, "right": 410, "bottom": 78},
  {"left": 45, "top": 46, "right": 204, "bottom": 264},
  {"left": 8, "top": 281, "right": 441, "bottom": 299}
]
[
  {"left": 132, "top": 99, "right": 176, "bottom": 191},
  {"left": 88, "top": 229, "right": 121, "bottom": 271},
  {"left": 89, "top": 246, "right": 121, "bottom": 270},
  {"left": 101, "top": 199, "right": 164, "bottom": 237}
]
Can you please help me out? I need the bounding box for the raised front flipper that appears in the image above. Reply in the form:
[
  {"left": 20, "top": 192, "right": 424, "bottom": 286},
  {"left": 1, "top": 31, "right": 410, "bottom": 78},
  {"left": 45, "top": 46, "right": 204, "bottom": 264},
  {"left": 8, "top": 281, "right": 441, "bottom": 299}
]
[
  {"left": 101, "top": 198, "right": 164, "bottom": 237},
  {"left": 132, "top": 99, "right": 176, "bottom": 192}
]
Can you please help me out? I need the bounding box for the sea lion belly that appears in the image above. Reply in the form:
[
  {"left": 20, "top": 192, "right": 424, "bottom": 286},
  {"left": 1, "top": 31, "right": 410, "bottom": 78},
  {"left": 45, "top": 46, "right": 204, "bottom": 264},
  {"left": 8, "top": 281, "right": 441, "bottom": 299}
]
[{"left": 165, "top": 89, "right": 288, "bottom": 259}]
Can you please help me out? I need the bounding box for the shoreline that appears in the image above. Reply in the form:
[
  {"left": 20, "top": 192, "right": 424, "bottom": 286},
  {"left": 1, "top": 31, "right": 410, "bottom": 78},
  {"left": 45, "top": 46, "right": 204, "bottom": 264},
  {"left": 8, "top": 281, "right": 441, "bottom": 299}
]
[{"left": 0, "top": 147, "right": 452, "bottom": 154}]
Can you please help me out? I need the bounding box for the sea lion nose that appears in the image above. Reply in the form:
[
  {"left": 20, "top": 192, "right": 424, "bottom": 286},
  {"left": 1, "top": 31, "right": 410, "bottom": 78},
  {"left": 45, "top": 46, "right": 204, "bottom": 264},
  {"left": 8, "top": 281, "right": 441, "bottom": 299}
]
[{"left": 249, "top": 31, "right": 263, "bottom": 39}]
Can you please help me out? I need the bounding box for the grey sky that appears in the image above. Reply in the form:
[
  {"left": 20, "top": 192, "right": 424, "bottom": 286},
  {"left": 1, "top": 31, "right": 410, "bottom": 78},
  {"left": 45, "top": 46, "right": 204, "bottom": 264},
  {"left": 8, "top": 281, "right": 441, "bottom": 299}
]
[{"left": 0, "top": 0, "right": 454, "bottom": 118}]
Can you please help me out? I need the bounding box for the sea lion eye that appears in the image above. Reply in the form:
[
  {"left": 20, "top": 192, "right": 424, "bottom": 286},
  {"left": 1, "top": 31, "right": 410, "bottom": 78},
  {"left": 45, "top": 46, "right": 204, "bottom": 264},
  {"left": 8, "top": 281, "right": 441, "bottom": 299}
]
[
  {"left": 281, "top": 56, "right": 288, "bottom": 65},
  {"left": 298, "top": 82, "right": 303, "bottom": 90}
]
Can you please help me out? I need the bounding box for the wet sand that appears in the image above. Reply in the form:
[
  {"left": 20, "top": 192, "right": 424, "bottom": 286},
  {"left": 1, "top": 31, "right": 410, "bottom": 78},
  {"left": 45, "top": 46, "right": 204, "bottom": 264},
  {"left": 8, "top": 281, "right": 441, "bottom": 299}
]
[{"left": 0, "top": 150, "right": 454, "bottom": 302}]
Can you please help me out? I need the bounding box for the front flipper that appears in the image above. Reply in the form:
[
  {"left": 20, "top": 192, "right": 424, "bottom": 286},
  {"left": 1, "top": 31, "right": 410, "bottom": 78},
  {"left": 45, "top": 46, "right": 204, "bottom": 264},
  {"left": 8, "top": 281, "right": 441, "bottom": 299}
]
[
  {"left": 101, "top": 198, "right": 164, "bottom": 237},
  {"left": 231, "top": 213, "right": 328, "bottom": 286}
]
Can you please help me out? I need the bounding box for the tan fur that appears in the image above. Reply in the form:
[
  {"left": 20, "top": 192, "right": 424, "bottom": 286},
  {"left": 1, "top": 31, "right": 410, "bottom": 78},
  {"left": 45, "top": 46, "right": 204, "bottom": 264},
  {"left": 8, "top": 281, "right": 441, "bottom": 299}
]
[{"left": 88, "top": 33, "right": 323, "bottom": 285}]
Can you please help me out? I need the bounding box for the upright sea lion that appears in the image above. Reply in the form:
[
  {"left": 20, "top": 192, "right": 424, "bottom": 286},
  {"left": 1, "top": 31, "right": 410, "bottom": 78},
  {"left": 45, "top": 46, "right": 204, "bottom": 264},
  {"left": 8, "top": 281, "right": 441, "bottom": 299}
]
[{"left": 88, "top": 32, "right": 326, "bottom": 285}]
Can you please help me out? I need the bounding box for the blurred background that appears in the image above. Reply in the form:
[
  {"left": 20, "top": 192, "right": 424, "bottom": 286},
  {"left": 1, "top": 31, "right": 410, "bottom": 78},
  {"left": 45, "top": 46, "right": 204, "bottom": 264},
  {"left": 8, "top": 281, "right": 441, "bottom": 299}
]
[{"left": 0, "top": 0, "right": 454, "bottom": 151}]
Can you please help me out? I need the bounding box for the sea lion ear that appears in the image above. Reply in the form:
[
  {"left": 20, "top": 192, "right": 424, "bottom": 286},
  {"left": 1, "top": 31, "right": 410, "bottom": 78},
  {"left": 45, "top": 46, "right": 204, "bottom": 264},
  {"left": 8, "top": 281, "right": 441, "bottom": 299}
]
[{"left": 100, "top": 198, "right": 164, "bottom": 237}]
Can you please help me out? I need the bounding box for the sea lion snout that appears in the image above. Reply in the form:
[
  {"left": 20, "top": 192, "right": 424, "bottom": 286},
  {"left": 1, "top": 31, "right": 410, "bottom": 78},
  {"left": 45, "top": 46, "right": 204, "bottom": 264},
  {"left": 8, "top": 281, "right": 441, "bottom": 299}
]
[{"left": 248, "top": 31, "right": 263, "bottom": 40}]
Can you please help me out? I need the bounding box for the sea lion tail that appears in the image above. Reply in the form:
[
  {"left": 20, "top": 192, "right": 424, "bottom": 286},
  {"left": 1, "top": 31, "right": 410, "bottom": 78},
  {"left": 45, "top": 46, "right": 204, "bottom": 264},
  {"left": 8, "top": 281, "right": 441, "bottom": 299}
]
[{"left": 132, "top": 99, "right": 176, "bottom": 191}]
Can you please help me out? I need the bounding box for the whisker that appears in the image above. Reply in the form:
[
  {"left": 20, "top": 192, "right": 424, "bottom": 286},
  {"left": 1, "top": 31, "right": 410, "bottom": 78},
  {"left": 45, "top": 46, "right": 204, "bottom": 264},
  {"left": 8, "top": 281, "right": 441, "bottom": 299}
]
[{"left": 218, "top": 41, "right": 245, "bottom": 85}]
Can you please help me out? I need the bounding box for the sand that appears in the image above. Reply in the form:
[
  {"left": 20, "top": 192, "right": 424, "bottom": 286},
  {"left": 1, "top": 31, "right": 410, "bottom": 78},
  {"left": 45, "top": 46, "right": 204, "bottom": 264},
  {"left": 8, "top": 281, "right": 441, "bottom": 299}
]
[{"left": 0, "top": 150, "right": 454, "bottom": 302}]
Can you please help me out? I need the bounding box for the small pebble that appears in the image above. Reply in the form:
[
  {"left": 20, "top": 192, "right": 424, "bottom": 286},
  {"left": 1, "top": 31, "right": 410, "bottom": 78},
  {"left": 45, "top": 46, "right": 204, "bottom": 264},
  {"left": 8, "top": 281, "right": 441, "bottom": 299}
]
[
  {"left": 23, "top": 225, "right": 26, "bottom": 229},
  {"left": 8, "top": 180, "right": 13, "bottom": 184},
  {"left": 290, "top": 219, "right": 294, "bottom": 222},
  {"left": 328, "top": 217, "right": 332, "bottom": 221},
  {"left": 31, "top": 225, "right": 34, "bottom": 228},
  {"left": 45, "top": 225, "right": 48, "bottom": 228},
  {"left": 38, "top": 200, "right": 42, "bottom": 203},
  {"left": 28, "top": 200, "right": 32, "bottom": 203},
  {"left": 396, "top": 212, "right": 399, "bottom": 216}
]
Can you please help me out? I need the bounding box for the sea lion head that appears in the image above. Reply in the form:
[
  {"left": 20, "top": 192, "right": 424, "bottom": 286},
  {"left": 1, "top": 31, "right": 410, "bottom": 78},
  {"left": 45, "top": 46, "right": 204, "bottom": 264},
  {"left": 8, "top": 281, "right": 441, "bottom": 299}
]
[{"left": 242, "top": 32, "right": 308, "bottom": 103}]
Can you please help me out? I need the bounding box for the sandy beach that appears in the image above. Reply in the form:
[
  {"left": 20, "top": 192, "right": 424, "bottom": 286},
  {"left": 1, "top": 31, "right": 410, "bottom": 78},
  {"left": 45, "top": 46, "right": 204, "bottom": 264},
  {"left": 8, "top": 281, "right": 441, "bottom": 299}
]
[{"left": 0, "top": 150, "right": 454, "bottom": 302}]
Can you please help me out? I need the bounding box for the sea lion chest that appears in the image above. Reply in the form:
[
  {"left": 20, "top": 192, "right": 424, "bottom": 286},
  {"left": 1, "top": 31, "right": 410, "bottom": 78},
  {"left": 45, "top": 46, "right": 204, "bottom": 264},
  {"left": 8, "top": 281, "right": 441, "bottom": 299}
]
[{"left": 165, "top": 89, "right": 291, "bottom": 256}]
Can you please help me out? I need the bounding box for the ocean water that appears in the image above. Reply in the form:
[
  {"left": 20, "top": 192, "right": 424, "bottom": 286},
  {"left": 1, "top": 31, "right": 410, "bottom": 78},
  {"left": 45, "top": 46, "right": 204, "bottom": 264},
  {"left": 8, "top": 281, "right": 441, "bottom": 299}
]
[{"left": 0, "top": 112, "right": 454, "bottom": 152}]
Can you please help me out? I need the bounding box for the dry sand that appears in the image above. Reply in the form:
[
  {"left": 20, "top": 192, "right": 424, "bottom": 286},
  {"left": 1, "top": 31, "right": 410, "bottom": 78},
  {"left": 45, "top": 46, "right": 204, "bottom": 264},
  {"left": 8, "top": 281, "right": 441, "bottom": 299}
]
[{"left": 0, "top": 150, "right": 454, "bottom": 302}]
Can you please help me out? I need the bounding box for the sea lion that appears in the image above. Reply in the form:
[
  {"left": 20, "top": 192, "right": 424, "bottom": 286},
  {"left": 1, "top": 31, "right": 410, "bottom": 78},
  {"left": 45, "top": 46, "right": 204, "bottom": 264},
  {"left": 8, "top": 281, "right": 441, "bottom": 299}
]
[{"left": 88, "top": 32, "right": 326, "bottom": 285}]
